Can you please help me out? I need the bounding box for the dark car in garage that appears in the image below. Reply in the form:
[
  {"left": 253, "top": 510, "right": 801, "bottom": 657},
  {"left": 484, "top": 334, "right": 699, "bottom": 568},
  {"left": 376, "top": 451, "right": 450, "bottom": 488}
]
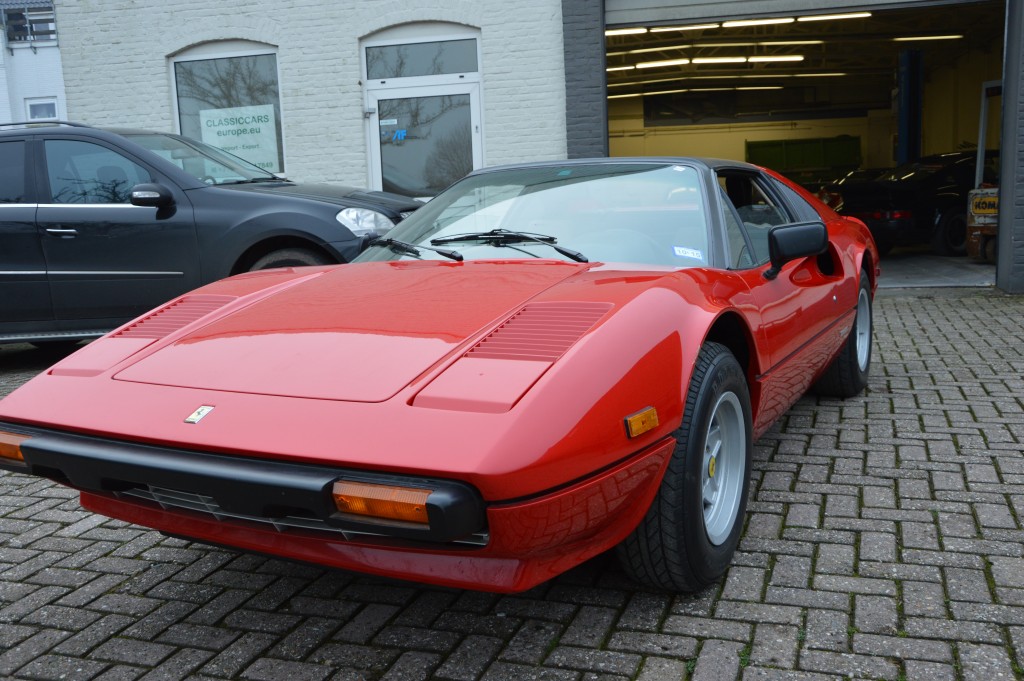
[
  {"left": 0, "top": 122, "right": 423, "bottom": 346},
  {"left": 835, "top": 151, "right": 998, "bottom": 256}
]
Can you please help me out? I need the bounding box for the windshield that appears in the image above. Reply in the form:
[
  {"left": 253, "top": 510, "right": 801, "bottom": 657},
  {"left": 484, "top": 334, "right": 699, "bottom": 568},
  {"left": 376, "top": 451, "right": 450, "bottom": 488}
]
[
  {"left": 354, "top": 162, "right": 710, "bottom": 267},
  {"left": 125, "top": 133, "right": 279, "bottom": 185}
]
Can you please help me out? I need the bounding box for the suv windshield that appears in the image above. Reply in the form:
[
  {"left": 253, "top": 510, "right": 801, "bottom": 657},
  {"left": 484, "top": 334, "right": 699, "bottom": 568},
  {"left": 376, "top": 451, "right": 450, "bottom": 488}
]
[
  {"left": 355, "top": 162, "right": 710, "bottom": 268},
  {"left": 124, "top": 133, "right": 279, "bottom": 185}
]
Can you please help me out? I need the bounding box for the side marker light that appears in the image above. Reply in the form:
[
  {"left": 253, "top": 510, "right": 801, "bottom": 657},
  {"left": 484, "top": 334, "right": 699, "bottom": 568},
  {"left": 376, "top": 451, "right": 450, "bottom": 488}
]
[
  {"left": 625, "top": 407, "right": 659, "bottom": 438},
  {"left": 332, "top": 480, "right": 431, "bottom": 524},
  {"left": 0, "top": 431, "right": 29, "bottom": 462}
]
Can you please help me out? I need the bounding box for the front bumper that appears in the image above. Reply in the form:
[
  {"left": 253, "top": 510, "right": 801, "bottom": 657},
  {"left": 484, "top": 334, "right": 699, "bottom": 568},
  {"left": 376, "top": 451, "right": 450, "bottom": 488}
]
[{"left": 2, "top": 422, "right": 674, "bottom": 591}]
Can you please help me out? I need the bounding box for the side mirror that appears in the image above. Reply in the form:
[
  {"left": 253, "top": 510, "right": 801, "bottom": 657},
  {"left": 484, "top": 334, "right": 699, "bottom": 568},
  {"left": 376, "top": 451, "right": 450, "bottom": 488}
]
[
  {"left": 130, "top": 183, "right": 174, "bottom": 208},
  {"left": 764, "top": 220, "right": 828, "bottom": 280}
]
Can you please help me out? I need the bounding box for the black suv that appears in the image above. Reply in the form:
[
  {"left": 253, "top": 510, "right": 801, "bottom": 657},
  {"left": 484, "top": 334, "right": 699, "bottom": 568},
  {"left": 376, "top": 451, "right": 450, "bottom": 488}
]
[{"left": 0, "top": 122, "right": 423, "bottom": 345}]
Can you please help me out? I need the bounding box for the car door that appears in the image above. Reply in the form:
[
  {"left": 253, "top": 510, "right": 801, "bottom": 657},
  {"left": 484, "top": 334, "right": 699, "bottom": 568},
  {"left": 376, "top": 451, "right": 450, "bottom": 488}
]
[
  {"left": 36, "top": 136, "right": 200, "bottom": 324},
  {"left": 716, "top": 169, "right": 844, "bottom": 427},
  {"left": 0, "top": 136, "right": 53, "bottom": 330}
]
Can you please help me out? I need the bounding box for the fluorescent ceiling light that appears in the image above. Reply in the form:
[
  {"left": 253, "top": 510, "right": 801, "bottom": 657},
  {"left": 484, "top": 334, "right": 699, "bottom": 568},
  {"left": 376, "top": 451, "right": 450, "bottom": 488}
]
[
  {"left": 690, "top": 87, "right": 732, "bottom": 92},
  {"left": 692, "top": 56, "right": 747, "bottom": 64},
  {"left": 722, "top": 18, "right": 795, "bottom": 28},
  {"left": 650, "top": 23, "right": 720, "bottom": 32},
  {"left": 606, "top": 27, "right": 648, "bottom": 36},
  {"left": 737, "top": 86, "right": 784, "bottom": 90},
  {"left": 797, "top": 12, "right": 872, "bottom": 22},
  {"left": 637, "top": 59, "right": 691, "bottom": 68},
  {"left": 643, "top": 89, "right": 689, "bottom": 96},
  {"left": 607, "top": 93, "right": 642, "bottom": 99},
  {"left": 695, "top": 42, "right": 757, "bottom": 47},
  {"left": 609, "top": 77, "right": 688, "bottom": 88},
  {"left": 607, "top": 44, "right": 693, "bottom": 56},
  {"left": 748, "top": 55, "right": 804, "bottom": 62},
  {"left": 759, "top": 40, "right": 824, "bottom": 46},
  {"left": 892, "top": 34, "right": 963, "bottom": 41},
  {"left": 606, "top": 65, "right": 636, "bottom": 71}
]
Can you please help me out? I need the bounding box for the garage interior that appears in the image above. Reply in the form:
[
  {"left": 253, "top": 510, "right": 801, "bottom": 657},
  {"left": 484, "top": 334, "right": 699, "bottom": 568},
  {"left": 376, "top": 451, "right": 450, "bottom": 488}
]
[{"left": 605, "top": 1, "right": 1005, "bottom": 194}]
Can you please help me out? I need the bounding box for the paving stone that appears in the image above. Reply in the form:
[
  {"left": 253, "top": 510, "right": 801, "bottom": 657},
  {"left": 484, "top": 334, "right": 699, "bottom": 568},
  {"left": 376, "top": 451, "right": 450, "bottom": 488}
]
[
  {"left": 606, "top": 632, "right": 697, "bottom": 658},
  {"left": 690, "top": 640, "right": 743, "bottom": 681},
  {"left": 240, "top": 658, "right": 333, "bottom": 681},
  {"left": 545, "top": 646, "right": 641, "bottom": 676},
  {"left": 803, "top": 609, "right": 848, "bottom": 652},
  {"left": 958, "top": 642, "right": 1018, "bottom": 679},
  {"left": 616, "top": 592, "right": 669, "bottom": 631},
  {"left": 750, "top": 623, "right": 797, "bottom": 668},
  {"left": 499, "top": 620, "right": 565, "bottom": 664},
  {"left": 433, "top": 635, "right": 503, "bottom": 681}
]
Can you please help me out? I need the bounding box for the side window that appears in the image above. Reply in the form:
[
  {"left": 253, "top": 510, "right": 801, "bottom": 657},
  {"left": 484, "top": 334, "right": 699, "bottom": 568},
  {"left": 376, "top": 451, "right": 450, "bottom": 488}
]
[
  {"left": 718, "top": 173, "right": 788, "bottom": 266},
  {"left": 44, "top": 140, "right": 152, "bottom": 204},
  {"left": 768, "top": 176, "right": 821, "bottom": 222},
  {"left": 0, "top": 140, "right": 26, "bottom": 203},
  {"left": 718, "top": 186, "right": 754, "bottom": 269}
]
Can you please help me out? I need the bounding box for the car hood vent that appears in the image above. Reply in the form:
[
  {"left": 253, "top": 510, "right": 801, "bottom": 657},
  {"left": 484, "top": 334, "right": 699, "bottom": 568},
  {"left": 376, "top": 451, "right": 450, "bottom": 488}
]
[
  {"left": 466, "top": 301, "right": 612, "bottom": 362},
  {"left": 113, "top": 295, "right": 237, "bottom": 340}
]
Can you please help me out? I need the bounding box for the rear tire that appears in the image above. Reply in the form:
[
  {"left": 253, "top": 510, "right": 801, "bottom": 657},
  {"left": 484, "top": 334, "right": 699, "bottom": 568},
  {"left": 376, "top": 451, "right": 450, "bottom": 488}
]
[
  {"left": 814, "top": 268, "right": 872, "bottom": 398},
  {"left": 617, "top": 342, "right": 752, "bottom": 592},
  {"left": 250, "top": 248, "right": 332, "bottom": 271},
  {"left": 932, "top": 210, "right": 967, "bottom": 256}
]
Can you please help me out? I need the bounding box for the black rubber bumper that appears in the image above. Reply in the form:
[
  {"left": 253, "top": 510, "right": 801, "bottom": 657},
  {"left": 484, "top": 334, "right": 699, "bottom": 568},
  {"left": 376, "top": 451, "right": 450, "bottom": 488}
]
[{"left": 5, "top": 422, "right": 485, "bottom": 544}]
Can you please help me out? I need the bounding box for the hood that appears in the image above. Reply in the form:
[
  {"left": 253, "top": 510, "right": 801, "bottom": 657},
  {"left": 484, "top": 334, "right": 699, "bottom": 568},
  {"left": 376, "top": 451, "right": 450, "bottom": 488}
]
[
  {"left": 217, "top": 182, "right": 424, "bottom": 213},
  {"left": 113, "top": 261, "right": 588, "bottom": 402}
]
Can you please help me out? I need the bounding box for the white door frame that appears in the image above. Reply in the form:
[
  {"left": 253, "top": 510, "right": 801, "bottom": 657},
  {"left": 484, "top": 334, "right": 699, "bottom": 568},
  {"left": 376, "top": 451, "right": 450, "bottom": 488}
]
[{"left": 365, "top": 82, "right": 483, "bottom": 194}]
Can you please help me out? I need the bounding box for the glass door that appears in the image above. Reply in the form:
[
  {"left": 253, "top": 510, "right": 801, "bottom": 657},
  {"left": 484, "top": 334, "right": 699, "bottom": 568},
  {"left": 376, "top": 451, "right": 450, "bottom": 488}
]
[{"left": 367, "top": 83, "right": 481, "bottom": 200}]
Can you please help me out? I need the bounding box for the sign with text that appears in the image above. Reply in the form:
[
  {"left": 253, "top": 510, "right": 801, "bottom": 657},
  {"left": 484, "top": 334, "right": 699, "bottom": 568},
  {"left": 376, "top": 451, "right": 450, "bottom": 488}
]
[{"left": 200, "top": 104, "right": 280, "bottom": 172}]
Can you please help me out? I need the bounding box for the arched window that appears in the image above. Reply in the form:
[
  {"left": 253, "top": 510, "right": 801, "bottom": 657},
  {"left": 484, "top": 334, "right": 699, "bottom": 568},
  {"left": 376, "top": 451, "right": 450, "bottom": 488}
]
[{"left": 172, "top": 41, "right": 284, "bottom": 173}]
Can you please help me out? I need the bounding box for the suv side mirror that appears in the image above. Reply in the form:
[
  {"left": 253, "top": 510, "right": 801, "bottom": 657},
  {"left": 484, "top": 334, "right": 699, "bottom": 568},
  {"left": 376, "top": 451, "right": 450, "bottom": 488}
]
[
  {"left": 130, "top": 183, "right": 174, "bottom": 208},
  {"left": 764, "top": 220, "right": 828, "bottom": 280}
]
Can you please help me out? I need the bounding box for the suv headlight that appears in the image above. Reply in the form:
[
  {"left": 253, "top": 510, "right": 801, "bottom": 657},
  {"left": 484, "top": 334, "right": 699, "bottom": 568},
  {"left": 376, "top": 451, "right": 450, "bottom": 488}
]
[{"left": 336, "top": 207, "right": 395, "bottom": 237}]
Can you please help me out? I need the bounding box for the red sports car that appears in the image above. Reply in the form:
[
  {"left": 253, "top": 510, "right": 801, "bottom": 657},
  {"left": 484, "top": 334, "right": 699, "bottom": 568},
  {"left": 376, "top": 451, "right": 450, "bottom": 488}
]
[{"left": 0, "top": 158, "right": 878, "bottom": 593}]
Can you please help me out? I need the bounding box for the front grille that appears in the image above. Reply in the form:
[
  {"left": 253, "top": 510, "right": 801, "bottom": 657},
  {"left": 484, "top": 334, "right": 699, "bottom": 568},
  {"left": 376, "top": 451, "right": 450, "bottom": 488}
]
[{"left": 117, "top": 485, "right": 489, "bottom": 547}]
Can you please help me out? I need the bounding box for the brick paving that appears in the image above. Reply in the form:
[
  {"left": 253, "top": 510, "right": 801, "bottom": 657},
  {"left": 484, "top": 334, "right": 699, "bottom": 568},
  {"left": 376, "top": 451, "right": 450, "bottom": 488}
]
[{"left": 1, "top": 287, "right": 1023, "bottom": 680}]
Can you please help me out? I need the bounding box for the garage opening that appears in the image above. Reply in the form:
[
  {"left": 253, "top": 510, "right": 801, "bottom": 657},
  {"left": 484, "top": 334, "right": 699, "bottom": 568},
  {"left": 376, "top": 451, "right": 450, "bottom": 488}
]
[{"left": 604, "top": 1, "right": 1005, "bottom": 272}]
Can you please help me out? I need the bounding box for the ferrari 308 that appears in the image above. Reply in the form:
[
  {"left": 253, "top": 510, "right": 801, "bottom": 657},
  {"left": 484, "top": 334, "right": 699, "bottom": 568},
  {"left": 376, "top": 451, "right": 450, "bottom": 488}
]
[{"left": 0, "top": 158, "right": 878, "bottom": 592}]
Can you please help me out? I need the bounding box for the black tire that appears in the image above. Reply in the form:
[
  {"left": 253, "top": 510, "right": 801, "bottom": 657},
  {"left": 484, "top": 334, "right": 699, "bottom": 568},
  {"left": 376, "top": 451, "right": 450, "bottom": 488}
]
[
  {"left": 250, "top": 248, "right": 332, "bottom": 271},
  {"left": 984, "top": 237, "right": 997, "bottom": 263},
  {"left": 617, "top": 342, "right": 753, "bottom": 592},
  {"left": 813, "top": 269, "right": 872, "bottom": 398},
  {"left": 931, "top": 210, "right": 967, "bottom": 256}
]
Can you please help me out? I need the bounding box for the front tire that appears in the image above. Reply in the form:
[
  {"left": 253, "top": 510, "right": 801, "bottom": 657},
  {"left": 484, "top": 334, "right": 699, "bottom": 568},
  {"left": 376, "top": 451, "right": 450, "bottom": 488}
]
[
  {"left": 617, "top": 342, "right": 753, "bottom": 592},
  {"left": 250, "top": 248, "right": 332, "bottom": 271}
]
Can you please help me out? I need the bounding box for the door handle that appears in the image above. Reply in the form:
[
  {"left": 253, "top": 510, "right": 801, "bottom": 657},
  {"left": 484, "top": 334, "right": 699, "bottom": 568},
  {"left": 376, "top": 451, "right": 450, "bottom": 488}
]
[{"left": 45, "top": 228, "right": 79, "bottom": 236}]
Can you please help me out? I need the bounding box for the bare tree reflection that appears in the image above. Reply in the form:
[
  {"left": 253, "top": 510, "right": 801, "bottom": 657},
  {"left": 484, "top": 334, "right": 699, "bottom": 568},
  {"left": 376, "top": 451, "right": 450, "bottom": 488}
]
[{"left": 425, "top": 126, "right": 473, "bottom": 189}]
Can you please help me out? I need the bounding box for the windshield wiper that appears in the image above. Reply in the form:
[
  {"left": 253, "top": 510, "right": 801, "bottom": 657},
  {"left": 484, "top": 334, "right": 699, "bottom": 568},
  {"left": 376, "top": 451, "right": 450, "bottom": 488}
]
[
  {"left": 368, "top": 237, "right": 463, "bottom": 262},
  {"left": 430, "top": 229, "right": 588, "bottom": 263},
  {"left": 220, "top": 177, "right": 285, "bottom": 185}
]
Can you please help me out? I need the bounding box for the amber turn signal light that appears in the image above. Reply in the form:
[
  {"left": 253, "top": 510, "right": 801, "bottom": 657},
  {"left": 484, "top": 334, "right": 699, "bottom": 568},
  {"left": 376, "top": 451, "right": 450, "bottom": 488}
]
[
  {"left": 0, "top": 431, "right": 29, "bottom": 462},
  {"left": 625, "top": 406, "right": 659, "bottom": 438},
  {"left": 332, "top": 480, "right": 431, "bottom": 524}
]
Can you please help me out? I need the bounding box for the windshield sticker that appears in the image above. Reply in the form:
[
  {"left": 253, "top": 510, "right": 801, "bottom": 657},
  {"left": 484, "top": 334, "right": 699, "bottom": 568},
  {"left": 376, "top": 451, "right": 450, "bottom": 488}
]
[{"left": 673, "top": 246, "right": 704, "bottom": 260}]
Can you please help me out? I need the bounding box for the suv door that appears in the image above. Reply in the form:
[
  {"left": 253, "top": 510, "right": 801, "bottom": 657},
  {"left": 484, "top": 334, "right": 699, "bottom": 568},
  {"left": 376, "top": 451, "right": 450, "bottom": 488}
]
[
  {"left": 36, "top": 137, "right": 200, "bottom": 324},
  {"left": 0, "top": 137, "right": 52, "bottom": 328}
]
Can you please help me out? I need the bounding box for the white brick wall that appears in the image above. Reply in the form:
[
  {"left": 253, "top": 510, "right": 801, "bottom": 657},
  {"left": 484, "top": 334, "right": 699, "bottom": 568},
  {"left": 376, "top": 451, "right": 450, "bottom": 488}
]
[
  {"left": 54, "top": 1, "right": 568, "bottom": 186},
  {"left": 3, "top": 44, "right": 67, "bottom": 122}
]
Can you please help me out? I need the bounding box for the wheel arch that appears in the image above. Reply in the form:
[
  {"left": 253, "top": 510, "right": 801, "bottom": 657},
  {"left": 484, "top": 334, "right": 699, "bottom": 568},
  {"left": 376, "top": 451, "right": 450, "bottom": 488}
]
[
  {"left": 702, "top": 310, "right": 761, "bottom": 425},
  {"left": 231, "top": 236, "right": 341, "bottom": 275}
]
